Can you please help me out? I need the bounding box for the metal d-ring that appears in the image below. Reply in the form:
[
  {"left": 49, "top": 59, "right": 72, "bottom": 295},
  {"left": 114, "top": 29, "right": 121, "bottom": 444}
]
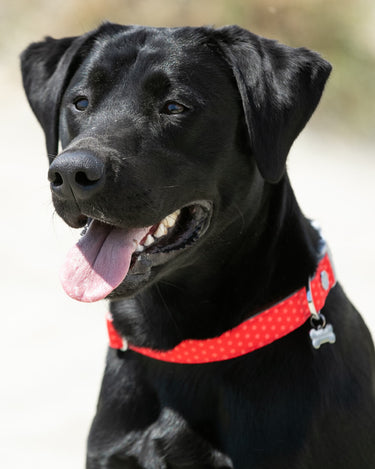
[{"left": 310, "top": 313, "right": 327, "bottom": 330}]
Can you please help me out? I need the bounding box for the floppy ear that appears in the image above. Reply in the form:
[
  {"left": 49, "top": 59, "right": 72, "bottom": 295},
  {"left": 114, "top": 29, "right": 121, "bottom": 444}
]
[
  {"left": 215, "top": 26, "right": 332, "bottom": 183},
  {"left": 21, "top": 31, "right": 99, "bottom": 162}
]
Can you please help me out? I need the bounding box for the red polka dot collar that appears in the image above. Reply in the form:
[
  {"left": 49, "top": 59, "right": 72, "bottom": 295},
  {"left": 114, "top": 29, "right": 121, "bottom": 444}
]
[{"left": 107, "top": 249, "right": 336, "bottom": 364}]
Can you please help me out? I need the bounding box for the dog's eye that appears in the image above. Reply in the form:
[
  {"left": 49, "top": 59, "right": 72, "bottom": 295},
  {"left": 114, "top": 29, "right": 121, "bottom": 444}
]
[
  {"left": 73, "top": 97, "right": 89, "bottom": 111},
  {"left": 162, "top": 101, "right": 187, "bottom": 115}
]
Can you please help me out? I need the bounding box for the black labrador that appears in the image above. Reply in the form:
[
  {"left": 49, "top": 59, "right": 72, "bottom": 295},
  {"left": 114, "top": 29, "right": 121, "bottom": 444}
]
[{"left": 21, "top": 23, "right": 375, "bottom": 468}]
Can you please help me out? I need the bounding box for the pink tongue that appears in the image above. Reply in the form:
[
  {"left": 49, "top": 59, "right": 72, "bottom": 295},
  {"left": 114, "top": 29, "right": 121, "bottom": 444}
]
[{"left": 60, "top": 221, "right": 150, "bottom": 303}]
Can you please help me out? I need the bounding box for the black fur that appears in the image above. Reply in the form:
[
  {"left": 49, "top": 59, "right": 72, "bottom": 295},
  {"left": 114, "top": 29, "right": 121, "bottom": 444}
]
[{"left": 21, "top": 23, "right": 375, "bottom": 468}]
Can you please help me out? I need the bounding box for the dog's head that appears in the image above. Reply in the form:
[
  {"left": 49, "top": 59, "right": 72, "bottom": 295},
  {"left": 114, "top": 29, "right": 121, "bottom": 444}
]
[{"left": 21, "top": 23, "right": 331, "bottom": 302}]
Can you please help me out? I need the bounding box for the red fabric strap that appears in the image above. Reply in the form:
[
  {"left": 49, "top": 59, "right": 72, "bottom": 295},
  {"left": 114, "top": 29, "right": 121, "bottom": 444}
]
[{"left": 107, "top": 253, "right": 335, "bottom": 363}]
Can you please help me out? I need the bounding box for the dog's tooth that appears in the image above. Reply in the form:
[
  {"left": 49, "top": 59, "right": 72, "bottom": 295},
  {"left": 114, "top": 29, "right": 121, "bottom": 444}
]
[
  {"left": 144, "top": 234, "right": 154, "bottom": 246},
  {"left": 135, "top": 244, "right": 144, "bottom": 253},
  {"left": 160, "top": 209, "right": 180, "bottom": 229},
  {"left": 164, "top": 215, "right": 176, "bottom": 228},
  {"left": 154, "top": 223, "right": 168, "bottom": 238},
  {"left": 169, "top": 210, "right": 180, "bottom": 223}
]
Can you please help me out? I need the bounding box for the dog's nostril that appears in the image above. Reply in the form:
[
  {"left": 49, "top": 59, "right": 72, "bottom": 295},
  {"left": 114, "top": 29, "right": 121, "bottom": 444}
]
[
  {"left": 75, "top": 171, "right": 100, "bottom": 187},
  {"left": 52, "top": 172, "right": 63, "bottom": 187}
]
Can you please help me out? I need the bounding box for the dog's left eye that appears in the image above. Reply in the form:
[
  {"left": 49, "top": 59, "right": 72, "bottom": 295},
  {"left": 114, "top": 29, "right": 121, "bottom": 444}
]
[
  {"left": 162, "top": 101, "right": 187, "bottom": 115},
  {"left": 73, "top": 97, "right": 89, "bottom": 111}
]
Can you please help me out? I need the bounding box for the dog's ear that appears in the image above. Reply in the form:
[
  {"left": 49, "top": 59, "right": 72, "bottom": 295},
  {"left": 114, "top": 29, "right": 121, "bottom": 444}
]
[
  {"left": 214, "top": 26, "right": 332, "bottom": 183},
  {"left": 21, "top": 31, "right": 98, "bottom": 162}
]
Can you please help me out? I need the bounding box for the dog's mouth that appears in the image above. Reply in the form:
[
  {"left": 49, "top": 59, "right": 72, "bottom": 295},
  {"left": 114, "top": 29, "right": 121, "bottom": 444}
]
[{"left": 60, "top": 201, "right": 212, "bottom": 302}]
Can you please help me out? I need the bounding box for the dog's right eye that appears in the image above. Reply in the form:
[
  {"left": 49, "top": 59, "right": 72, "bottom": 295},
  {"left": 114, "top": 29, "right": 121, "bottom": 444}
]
[
  {"left": 161, "top": 101, "right": 187, "bottom": 115},
  {"left": 73, "top": 97, "right": 89, "bottom": 111}
]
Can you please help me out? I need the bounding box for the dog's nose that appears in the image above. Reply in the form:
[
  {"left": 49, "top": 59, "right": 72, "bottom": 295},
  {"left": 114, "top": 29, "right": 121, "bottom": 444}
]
[{"left": 48, "top": 151, "right": 105, "bottom": 201}]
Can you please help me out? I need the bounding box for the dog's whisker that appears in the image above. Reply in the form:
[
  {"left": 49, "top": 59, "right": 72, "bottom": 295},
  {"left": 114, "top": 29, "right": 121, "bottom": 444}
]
[
  {"left": 232, "top": 203, "right": 246, "bottom": 234},
  {"left": 159, "top": 279, "right": 186, "bottom": 293},
  {"left": 155, "top": 284, "right": 184, "bottom": 341}
]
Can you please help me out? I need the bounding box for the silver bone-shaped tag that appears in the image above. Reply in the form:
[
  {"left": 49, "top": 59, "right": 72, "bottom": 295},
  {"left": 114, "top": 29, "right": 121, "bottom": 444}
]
[{"left": 309, "top": 323, "right": 336, "bottom": 349}]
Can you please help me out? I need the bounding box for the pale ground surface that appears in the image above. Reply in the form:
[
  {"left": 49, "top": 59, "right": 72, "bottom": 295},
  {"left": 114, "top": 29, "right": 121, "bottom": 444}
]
[{"left": 1, "top": 76, "right": 374, "bottom": 468}]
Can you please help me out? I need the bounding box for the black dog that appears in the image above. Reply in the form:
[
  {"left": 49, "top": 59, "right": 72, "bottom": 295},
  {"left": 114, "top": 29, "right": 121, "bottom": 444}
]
[{"left": 21, "top": 23, "right": 375, "bottom": 468}]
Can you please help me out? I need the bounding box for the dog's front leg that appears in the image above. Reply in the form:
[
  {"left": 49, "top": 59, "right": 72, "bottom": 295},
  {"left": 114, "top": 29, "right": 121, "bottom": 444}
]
[
  {"left": 86, "top": 353, "right": 233, "bottom": 469},
  {"left": 87, "top": 403, "right": 233, "bottom": 469},
  {"left": 86, "top": 352, "right": 167, "bottom": 469}
]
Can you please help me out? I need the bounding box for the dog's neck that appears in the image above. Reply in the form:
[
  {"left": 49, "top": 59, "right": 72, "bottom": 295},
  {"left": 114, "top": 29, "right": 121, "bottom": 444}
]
[{"left": 111, "top": 176, "right": 320, "bottom": 350}]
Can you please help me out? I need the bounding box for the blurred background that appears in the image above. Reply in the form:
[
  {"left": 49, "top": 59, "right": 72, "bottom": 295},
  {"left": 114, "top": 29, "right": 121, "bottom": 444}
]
[{"left": 0, "top": 1, "right": 374, "bottom": 468}]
